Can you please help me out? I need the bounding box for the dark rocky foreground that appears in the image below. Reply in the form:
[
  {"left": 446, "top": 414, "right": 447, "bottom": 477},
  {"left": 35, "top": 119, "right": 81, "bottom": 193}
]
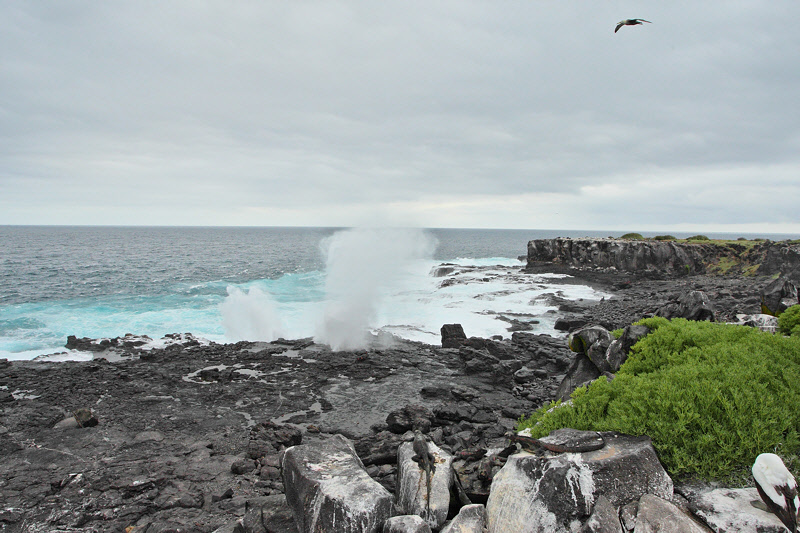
[{"left": 0, "top": 267, "right": 779, "bottom": 533}]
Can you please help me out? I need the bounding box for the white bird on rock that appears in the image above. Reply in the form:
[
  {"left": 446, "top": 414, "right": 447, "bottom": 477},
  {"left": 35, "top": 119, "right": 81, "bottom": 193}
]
[
  {"left": 615, "top": 19, "right": 651, "bottom": 33},
  {"left": 753, "top": 453, "right": 799, "bottom": 532}
]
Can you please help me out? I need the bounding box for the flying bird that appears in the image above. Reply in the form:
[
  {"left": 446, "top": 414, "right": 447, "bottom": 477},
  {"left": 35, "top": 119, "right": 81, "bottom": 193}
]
[
  {"left": 752, "top": 453, "right": 799, "bottom": 532},
  {"left": 615, "top": 19, "right": 652, "bottom": 33}
]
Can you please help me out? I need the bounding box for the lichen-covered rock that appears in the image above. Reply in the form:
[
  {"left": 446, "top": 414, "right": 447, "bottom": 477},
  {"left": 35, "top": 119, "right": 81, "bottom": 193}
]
[
  {"left": 683, "top": 487, "right": 788, "bottom": 533},
  {"left": 568, "top": 326, "right": 614, "bottom": 354},
  {"left": 440, "top": 504, "right": 487, "bottom": 533},
  {"left": 733, "top": 313, "right": 778, "bottom": 333},
  {"left": 282, "top": 434, "right": 394, "bottom": 533},
  {"left": 485, "top": 433, "right": 673, "bottom": 533},
  {"left": 632, "top": 494, "right": 709, "bottom": 532},
  {"left": 396, "top": 439, "right": 453, "bottom": 530}
]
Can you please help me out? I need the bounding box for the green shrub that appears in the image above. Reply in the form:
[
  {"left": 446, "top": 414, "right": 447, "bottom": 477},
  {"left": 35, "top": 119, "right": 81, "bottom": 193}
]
[
  {"left": 619, "top": 233, "right": 645, "bottom": 240},
  {"left": 686, "top": 235, "right": 710, "bottom": 241},
  {"left": 517, "top": 317, "right": 800, "bottom": 480},
  {"left": 778, "top": 305, "right": 800, "bottom": 335},
  {"left": 653, "top": 235, "right": 677, "bottom": 241},
  {"left": 611, "top": 328, "right": 624, "bottom": 339}
]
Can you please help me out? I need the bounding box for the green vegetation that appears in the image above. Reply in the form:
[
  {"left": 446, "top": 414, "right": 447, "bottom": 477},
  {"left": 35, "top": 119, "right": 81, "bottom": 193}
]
[
  {"left": 708, "top": 256, "right": 737, "bottom": 275},
  {"left": 619, "top": 233, "right": 645, "bottom": 240},
  {"left": 653, "top": 235, "right": 677, "bottom": 241},
  {"left": 778, "top": 305, "right": 800, "bottom": 336},
  {"left": 611, "top": 328, "right": 624, "bottom": 339},
  {"left": 517, "top": 317, "right": 800, "bottom": 481},
  {"left": 686, "top": 234, "right": 710, "bottom": 241}
]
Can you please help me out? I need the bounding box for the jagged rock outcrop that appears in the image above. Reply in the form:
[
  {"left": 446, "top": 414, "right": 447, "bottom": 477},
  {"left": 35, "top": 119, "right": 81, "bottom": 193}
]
[
  {"left": 527, "top": 238, "right": 715, "bottom": 276},
  {"left": 527, "top": 237, "right": 800, "bottom": 280},
  {"left": 557, "top": 323, "right": 651, "bottom": 401}
]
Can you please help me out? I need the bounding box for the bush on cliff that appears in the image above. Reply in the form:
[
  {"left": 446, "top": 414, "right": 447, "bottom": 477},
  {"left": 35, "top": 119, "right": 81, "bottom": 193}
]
[
  {"left": 653, "top": 235, "right": 677, "bottom": 241},
  {"left": 686, "top": 234, "right": 710, "bottom": 241},
  {"left": 517, "top": 317, "right": 800, "bottom": 480},
  {"left": 619, "top": 233, "right": 645, "bottom": 240},
  {"left": 778, "top": 305, "right": 800, "bottom": 336}
]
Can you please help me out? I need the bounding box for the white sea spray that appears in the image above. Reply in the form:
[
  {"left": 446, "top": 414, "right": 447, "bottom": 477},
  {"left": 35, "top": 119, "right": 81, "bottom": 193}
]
[
  {"left": 315, "top": 227, "right": 436, "bottom": 350},
  {"left": 220, "top": 286, "right": 283, "bottom": 341}
]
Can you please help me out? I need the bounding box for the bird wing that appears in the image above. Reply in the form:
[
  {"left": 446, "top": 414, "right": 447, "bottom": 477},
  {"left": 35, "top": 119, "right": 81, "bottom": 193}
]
[
  {"left": 776, "top": 483, "right": 799, "bottom": 533},
  {"left": 615, "top": 21, "right": 625, "bottom": 33},
  {"left": 637, "top": 19, "right": 652, "bottom": 23}
]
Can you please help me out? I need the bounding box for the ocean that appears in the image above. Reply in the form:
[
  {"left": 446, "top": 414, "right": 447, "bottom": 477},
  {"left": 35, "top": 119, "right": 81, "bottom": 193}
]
[{"left": 0, "top": 226, "right": 790, "bottom": 361}]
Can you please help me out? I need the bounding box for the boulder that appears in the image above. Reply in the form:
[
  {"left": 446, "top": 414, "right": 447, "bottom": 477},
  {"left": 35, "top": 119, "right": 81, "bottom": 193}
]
[
  {"left": 441, "top": 324, "right": 467, "bottom": 348},
  {"left": 683, "top": 487, "right": 788, "bottom": 533},
  {"left": 655, "top": 291, "right": 715, "bottom": 321},
  {"left": 485, "top": 433, "right": 673, "bottom": 533},
  {"left": 382, "top": 515, "right": 432, "bottom": 533},
  {"left": 580, "top": 495, "right": 623, "bottom": 533},
  {"left": 282, "top": 434, "right": 394, "bottom": 533},
  {"left": 556, "top": 353, "right": 601, "bottom": 402},
  {"left": 603, "top": 325, "right": 651, "bottom": 373},
  {"left": 760, "top": 277, "right": 799, "bottom": 316},
  {"left": 396, "top": 439, "right": 453, "bottom": 530},
  {"left": 555, "top": 316, "right": 588, "bottom": 332},
  {"left": 568, "top": 326, "right": 614, "bottom": 354},
  {"left": 632, "top": 494, "right": 709, "bottom": 532},
  {"left": 586, "top": 336, "right": 614, "bottom": 374},
  {"left": 385, "top": 405, "right": 435, "bottom": 434},
  {"left": 440, "top": 504, "right": 487, "bottom": 533}
]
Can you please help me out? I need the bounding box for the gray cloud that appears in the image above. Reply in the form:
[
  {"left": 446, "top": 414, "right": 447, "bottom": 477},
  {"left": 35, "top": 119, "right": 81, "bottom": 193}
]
[{"left": 2, "top": 1, "right": 799, "bottom": 232}]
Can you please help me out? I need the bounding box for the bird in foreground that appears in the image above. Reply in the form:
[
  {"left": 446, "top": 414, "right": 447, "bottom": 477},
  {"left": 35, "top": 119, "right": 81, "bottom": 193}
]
[
  {"left": 753, "top": 453, "right": 799, "bottom": 532},
  {"left": 615, "top": 19, "right": 651, "bottom": 33}
]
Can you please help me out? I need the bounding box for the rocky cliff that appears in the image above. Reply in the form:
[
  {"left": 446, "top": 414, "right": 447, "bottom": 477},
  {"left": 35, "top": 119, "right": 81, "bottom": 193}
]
[{"left": 527, "top": 238, "right": 800, "bottom": 280}]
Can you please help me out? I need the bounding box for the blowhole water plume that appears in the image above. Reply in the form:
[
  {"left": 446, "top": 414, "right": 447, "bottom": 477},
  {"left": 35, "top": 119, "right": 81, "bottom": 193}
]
[
  {"left": 315, "top": 227, "right": 437, "bottom": 350},
  {"left": 220, "top": 286, "right": 283, "bottom": 342}
]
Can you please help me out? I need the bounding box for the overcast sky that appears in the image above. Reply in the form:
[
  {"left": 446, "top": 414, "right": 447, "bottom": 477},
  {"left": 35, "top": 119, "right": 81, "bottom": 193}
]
[{"left": 2, "top": 2, "right": 799, "bottom": 233}]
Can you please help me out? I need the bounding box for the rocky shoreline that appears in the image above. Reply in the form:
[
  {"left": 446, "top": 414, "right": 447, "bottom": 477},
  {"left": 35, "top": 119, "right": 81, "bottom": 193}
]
[{"left": 0, "top": 256, "right": 791, "bottom": 532}]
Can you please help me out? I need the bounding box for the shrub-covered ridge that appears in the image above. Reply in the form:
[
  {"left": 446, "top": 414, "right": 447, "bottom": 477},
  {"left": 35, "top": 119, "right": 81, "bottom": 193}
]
[{"left": 517, "top": 317, "right": 800, "bottom": 480}]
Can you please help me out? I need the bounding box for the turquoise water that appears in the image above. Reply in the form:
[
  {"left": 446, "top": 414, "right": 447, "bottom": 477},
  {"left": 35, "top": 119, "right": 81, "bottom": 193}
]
[{"left": 1, "top": 226, "right": 793, "bottom": 359}]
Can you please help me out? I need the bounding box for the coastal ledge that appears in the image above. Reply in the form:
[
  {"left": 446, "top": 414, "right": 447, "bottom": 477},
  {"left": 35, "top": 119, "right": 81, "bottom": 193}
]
[{"left": 526, "top": 237, "right": 800, "bottom": 280}]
